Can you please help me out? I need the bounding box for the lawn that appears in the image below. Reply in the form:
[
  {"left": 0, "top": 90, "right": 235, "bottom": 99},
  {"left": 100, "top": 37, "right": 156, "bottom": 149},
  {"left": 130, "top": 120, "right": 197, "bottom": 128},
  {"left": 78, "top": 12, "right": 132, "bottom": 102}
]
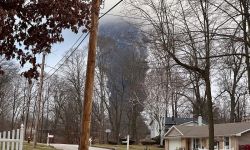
[
  {"left": 93, "top": 144, "right": 164, "bottom": 150},
  {"left": 24, "top": 142, "right": 56, "bottom": 150}
]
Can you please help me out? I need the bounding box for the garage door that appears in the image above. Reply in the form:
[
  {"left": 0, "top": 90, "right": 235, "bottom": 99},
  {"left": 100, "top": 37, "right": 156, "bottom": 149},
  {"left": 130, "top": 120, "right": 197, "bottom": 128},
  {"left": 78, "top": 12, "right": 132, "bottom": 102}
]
[{"left": 169, "top": 138, "right": 181, "bottom": 150}]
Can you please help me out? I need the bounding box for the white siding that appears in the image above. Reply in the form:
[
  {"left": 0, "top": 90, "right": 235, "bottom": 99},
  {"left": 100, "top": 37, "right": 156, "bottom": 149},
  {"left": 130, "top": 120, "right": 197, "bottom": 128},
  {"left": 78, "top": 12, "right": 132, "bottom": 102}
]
[{"left": 150, "top": 121, "right": 159, "bottom": 138}]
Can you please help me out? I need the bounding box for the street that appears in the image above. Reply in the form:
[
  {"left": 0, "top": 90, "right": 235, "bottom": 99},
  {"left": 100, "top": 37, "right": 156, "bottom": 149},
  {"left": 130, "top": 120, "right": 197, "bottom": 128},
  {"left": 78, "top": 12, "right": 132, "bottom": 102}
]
[{"left": 51, "top": 144, "right": 111, "bottom": 150}]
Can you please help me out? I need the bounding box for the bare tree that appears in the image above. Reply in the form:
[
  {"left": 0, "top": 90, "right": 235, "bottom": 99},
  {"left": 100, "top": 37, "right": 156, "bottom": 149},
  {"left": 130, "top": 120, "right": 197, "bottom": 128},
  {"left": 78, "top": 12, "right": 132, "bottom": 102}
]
[
  {"left": 128, "top": 0, "right": 219, "bottom": 148},
  {"left": 97, "top": 20, "right": 149, "bottom": 143},
  {"left": 217, "top": 40, "right": 247, "bottom": 122},
  {"left": 0, "top": 60, "right": 19, "bottom": 130}
]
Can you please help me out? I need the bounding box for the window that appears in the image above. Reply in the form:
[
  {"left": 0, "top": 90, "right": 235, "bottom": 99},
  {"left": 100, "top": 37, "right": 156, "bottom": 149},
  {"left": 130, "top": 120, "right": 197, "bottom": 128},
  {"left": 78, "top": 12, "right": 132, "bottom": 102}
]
[
  {"left": 193, "top": 138, "right": 200, "bottom": 150},
  {"left": 224, "top": 137, "right": 229, "bottom": 149}
]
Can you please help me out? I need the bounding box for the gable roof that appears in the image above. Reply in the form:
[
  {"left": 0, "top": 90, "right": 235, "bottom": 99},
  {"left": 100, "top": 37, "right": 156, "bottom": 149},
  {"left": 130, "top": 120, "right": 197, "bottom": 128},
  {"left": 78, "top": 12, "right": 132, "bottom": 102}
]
[
  {"left": 179, "top": 121, "right": 206, "bottom": 126},
  {"left": 165, "top": 126, "right": 184, "bottom": 137},
  {"left": 165, "top": 121, "right": 250, "bottom": 138}
]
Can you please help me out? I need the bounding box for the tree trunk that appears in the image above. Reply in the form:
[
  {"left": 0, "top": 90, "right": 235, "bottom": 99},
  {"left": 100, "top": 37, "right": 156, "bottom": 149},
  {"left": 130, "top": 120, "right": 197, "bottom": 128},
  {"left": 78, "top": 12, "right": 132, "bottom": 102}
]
[
  {"left": 204, "top": 75, "right": 214, "bottom": 150},
  {"left": 99, "top": 69, "right": 105, "bottom": 144},
  {"left": 230, "top": 94, "right": 236, "bottom": 122},
  {"left": 242, "top": 0, "right": 250, "bottom": 94},
  {"left": 40, "top": 100, "right": 45, "bottom": 143},
  {"left": 33, "top": 52, "right": 46, "bottom": 147},
  {"left": 24, "top": 83, "right": 32, "bottom": 139},
  {"left": 11, "top": 88, "right": 16, "bottom": 130},
  {"left": 131, "top": 105, "right": 137, "bottom": 143},
  {"left": 202, "top": 0, "right": 214, "bottom": 149}
]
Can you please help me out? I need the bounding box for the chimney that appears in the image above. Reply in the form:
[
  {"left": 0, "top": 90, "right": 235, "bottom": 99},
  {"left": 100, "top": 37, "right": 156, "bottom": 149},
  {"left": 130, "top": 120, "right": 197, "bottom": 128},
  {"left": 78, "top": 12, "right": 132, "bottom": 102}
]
[
  {"left": 171, "top": 116, "right": 174, "bottom": 121},
  {"left": 198, "top": 115, "right": 202, "bottom": 126}
]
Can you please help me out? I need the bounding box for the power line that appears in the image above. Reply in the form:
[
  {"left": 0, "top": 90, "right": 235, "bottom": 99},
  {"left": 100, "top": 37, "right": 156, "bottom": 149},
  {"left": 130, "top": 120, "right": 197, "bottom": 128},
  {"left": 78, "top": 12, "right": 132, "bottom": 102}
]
[
  {"left": 99, "top": 13, "right": 147, "bottom": 20},
  {"left": 45, "top": 33, "right": 89, "bottom": 80},
  {"left": 45, "top": 0, "right": 124, "bottom": 80},
  {"left": 99, "top": 0, "right": 123, "bottom": 19},
  {"left": 46, "top": 33, "right": 86, "bottom": 75}
]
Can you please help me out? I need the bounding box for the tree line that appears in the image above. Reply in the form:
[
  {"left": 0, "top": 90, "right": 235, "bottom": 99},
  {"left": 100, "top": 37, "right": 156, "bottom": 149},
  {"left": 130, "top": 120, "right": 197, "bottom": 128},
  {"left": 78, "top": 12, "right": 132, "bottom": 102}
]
[{"left": 1, "top": 0, "right": 250, "bottom": 149}]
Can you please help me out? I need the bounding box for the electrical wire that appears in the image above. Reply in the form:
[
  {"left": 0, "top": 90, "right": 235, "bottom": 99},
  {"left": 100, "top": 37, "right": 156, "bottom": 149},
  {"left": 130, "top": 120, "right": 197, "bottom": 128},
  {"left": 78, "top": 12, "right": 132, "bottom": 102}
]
[
  {"left": 99, "top": 0, "right": 123, "bottom": 19},
  {"left": 45, "top": 33, "right": 89, "bottom": 80},
  {"left": 46, "top": 33, "right": 86, "bottom": 75},
  {"left": 44, "top": 0, "right": 124, "bottom": 80}
]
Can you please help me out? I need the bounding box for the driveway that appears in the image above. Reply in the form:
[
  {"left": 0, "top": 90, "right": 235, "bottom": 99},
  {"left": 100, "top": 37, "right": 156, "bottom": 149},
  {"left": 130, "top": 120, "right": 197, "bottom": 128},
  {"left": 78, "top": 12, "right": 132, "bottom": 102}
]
[{"left": 51, "top": 144, "right": 111, "bottom": 150}]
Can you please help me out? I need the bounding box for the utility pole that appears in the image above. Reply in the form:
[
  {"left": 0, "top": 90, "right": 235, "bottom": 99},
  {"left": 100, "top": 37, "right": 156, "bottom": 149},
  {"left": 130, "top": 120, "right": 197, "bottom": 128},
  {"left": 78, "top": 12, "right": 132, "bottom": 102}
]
[
  {"left": 33, "top": 52, "right": 46, "bottom": 148},
  {"left": 79, "top": 0, "right": 100, "bottom": 149},
  {"left": 24, "top": 81, "right": 32, "bottom": 139}
]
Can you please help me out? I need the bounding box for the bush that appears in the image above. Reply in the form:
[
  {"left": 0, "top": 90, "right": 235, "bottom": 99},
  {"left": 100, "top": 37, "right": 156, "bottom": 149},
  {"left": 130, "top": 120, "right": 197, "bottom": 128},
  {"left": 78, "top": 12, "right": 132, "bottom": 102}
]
[
  {"left": 140, "top": 139, "right": 156, "bottom": 145},
  {"left": 108, "top": 141, "right": 117, "bottom": 145}
]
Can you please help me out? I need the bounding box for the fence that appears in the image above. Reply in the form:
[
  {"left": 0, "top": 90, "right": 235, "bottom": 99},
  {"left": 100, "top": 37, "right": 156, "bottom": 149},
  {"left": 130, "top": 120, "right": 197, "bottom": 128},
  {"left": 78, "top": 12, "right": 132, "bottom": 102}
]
[{"left": 0, "top": 124, "right": 24, "bottom": 150}]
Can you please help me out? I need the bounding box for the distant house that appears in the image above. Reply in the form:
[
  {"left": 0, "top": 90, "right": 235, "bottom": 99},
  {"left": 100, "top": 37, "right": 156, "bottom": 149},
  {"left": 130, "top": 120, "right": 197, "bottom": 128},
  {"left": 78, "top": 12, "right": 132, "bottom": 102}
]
[
  {"left": 149, "top": 116, "right": 206, "bottom": 139},
  {"left": 164, "top": 121, "right": 250, "bottom": 150},
  {"left": 243, "top": 115, "right": 250, "bottom": 122},
  {"left": 149, "top": 119, "right": 161, "bottom": 138}
]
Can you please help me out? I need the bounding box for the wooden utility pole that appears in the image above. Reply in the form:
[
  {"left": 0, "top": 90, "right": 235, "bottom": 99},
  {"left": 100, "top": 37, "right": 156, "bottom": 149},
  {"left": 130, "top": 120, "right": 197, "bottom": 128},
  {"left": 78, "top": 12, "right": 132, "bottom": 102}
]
[
  {"left": 33, "top": 52, "right": 46, "bottom": 148},
  {"left": 24, "top": 81, "right": 32, "bottom": 139},
  {"left": 79, "top": 0, "right": 100, "bottom": 149}
]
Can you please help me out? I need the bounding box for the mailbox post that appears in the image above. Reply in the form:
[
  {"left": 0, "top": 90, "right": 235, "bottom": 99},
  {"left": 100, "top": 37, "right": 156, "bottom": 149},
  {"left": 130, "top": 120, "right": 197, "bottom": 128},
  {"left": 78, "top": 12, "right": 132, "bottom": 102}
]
[
  {"left": 105, "top": 129, "right": 111, "bottom": 144},
  {"left": 47, "top": 133, "right": 54, "bottom": 146}
]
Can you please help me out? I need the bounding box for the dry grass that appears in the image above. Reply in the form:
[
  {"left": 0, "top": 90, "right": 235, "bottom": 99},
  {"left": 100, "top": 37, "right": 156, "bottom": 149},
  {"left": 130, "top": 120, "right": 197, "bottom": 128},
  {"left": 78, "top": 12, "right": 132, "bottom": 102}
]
[
  {"left": 24, "top": 142, "right": 56, "bottom": 150},
  {"left": 93, "top": 144, "right": 164, "bottom": 150}
]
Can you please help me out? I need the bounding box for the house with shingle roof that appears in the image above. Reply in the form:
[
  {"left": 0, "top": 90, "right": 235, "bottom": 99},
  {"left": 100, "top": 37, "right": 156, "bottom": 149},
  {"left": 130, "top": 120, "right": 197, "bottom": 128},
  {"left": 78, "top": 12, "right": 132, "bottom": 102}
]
[
  {"left": 164, "top": 121, "right": 250, "bottom": 150},
  {"left": 149, "top": 116, "right": 206, "bottom": 138}
]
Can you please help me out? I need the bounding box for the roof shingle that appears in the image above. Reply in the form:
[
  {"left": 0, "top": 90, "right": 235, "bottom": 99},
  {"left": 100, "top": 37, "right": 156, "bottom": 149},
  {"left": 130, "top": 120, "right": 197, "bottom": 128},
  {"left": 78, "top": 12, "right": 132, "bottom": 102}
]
[{"left": 166, "top": 121, "right": 250, "bottom": 138}]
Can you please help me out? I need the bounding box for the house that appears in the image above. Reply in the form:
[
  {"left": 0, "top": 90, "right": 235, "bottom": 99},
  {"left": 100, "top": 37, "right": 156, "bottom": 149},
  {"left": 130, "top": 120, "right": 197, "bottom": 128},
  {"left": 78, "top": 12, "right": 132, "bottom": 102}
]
[
  {"left": 149, "top": 119, "right": 161, "bottom": 138},
  {"left": 243, "top": 115, "right": 250, "bottom": 122},
  {"left": 150, "top": 116, "right": 205, "bottom": 138},
  {"left": 164, "top": 121, "right": 250, "bottom": 150}
]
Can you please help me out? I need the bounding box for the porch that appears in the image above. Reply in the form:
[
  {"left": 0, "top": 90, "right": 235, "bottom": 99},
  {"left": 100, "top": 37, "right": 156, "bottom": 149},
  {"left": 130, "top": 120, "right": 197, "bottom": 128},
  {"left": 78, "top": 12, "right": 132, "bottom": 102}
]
[{"left": 165, "top": 137, "right": 237, "bottom": 150}]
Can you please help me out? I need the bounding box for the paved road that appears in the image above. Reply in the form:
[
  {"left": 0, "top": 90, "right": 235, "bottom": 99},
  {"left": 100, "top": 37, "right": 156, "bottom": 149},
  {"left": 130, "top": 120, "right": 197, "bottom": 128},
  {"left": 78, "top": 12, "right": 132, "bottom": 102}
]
[{"left": 51, "top": 144, "right": 111, "bottom": 150}]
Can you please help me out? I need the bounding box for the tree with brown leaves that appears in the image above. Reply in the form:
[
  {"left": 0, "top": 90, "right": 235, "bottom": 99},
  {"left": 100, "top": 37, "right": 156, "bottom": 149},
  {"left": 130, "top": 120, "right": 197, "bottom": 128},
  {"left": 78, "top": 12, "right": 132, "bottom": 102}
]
[{"left": 0, "top": 0, "right": 91, "bottom": 80}]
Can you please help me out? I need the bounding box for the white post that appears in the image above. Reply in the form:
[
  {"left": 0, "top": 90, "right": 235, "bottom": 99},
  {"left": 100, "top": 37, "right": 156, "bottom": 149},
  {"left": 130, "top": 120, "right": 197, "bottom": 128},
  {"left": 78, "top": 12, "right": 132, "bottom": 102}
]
[
  {"left": 3, "top": 131, "right": 6, "bottom": 150},
  {"left": 7, "top": 131, "right": 10, "bottom": 150},
  {"left": 20, "top": 124, "right": 24, "bottom": 150},
  {"left": 89, "top": 138, "right": 92, "bottom": 147},
  {"left": 127, "top": 135, "right": 129, "bottom": 150},
  {"left": 16, "top": 129, "right": 20, "bottom": 150},
  {"left": 11, "top": 130, "right": 15, "bottom": 150},
  {"left": 47, "top": 133, "right": 49, "bottom": 146}
]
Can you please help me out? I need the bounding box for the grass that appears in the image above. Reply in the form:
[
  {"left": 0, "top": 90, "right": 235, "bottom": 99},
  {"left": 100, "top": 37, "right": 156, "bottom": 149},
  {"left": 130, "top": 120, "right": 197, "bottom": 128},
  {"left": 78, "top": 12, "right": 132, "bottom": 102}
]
[
  {"left": 0, "top": 142, "right": 56, "bottom": 150},
  {"left": 24, "top": 142, "right": 56, "bottom": 150},
  {"left": 93, "top": 144, "right": 164, "bottom": 150}
]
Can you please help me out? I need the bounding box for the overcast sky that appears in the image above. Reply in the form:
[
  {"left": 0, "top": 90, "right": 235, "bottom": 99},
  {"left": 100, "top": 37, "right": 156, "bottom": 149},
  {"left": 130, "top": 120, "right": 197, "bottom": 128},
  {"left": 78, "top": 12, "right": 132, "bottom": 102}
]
[{"left": 32, "top": 0, "right": 126, "bottom": 73}]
